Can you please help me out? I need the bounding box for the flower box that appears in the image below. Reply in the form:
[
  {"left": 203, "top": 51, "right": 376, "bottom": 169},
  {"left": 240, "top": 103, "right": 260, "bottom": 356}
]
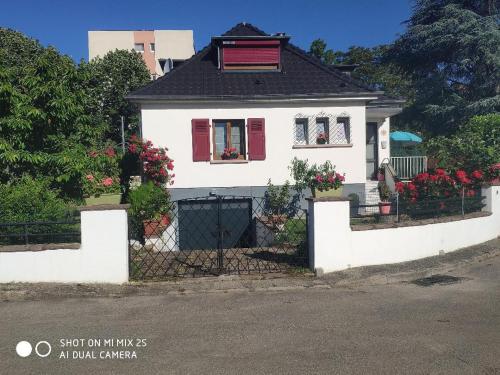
[
  {"left": 84, "top": 193, "right": 121, "bottom": 206},
  {"left": 312, "top": 186, "right": 343, "bottom": 198}
]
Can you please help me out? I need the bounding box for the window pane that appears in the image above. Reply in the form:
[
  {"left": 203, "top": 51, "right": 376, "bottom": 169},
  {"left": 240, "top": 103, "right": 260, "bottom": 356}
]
[
  {"left": 294, "top": 119, "right": 308, "bottom": 145},
  {"left": 336, "top": 118, "right": 349, "bottom": 144},
  {"left": 230, "top": 124, "right": 242, "bottom": 154},
  {"left": 134, "top": 43, "right": 144, "bottom": 52},
  {"left": 214, "top": 122, "right": 227, "bottom": 155},
  {"left": 317, "top": 121, "right": 327, "bottom": 134},
  {"left": 316, "top": 118, "right": 329, "bottom": 144},
  {"left": 150, "top": 43, "right": 155, "bottom": 52}
]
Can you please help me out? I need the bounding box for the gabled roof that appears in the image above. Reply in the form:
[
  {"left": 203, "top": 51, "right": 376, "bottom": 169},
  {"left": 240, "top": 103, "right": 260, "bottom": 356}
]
[{"left": 128, "top": 23, "right": 382, "bottom": 101}]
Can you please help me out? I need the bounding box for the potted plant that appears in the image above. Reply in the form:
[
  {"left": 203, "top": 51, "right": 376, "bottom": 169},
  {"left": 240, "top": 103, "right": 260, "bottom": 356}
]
[
  {"left": 290, "top": 158, "right": 345, "bottom": 198},
  {"left": 316, "top": 132, "right": 328, "bottom": 145},
  {"left": 377, "top": 167, "right": 385, "bottom": 181},
  {"left": 221, "top": 147, "right": 240, "bottom": 160},
  {"left": 128, "top": 181, "right": 171, "bottom": 238},
  {"left": 378, "top": 181, "right": 392, "bottom": 215},
  {"left": 83, "top": 146, "right": 122, "bottom": 205},
  {"left": 265, "top": 179, "right": 291, "bottom": 228}
]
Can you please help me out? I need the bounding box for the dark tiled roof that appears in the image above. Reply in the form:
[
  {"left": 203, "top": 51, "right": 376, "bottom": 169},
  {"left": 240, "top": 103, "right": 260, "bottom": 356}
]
[{"left": 128, "top": 23, "right": 380, "bottom": 101}]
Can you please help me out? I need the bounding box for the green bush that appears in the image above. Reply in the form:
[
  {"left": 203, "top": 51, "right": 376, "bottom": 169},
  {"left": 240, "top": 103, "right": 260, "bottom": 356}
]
[
  {"left": 0, "top": 176, "right": 74, "bottom": 223},
  {"left": 128, "top": 182, "right": 171, "bottom": 222},
  {"left": 127, "top": 182, "right": 171, "bottom": 242},
  {"left": 0, "top": 176, "right": 78, "bottom": 245},
  {"left": 426, "top": 114, "right": 500, "bottom": 172},
  {"left": 265, "top": 179, "right": 291, "bottom": 216}
]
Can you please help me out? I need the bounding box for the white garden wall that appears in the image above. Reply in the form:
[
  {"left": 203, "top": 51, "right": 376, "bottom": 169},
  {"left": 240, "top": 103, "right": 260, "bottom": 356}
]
[
  {"left": 308, "top": 185, "right": 500, "bottom": 274},
  {"left": 140, "top": 99, "right": 373, "bottom": 188},
  {"left": 0, "top": 206, "right": 129, "bottom": 284}
]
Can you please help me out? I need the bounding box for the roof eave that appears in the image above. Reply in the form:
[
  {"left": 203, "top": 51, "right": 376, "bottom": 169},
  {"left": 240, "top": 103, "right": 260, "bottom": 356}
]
[{"left": 127, "top": 91, "right": 383, "bottom": 103}]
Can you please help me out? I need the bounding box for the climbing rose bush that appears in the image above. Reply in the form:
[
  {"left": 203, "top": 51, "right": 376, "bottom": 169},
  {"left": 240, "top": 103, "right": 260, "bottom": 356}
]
[{"left": 128, "top": 135, "right": 174, "bottom": 186}]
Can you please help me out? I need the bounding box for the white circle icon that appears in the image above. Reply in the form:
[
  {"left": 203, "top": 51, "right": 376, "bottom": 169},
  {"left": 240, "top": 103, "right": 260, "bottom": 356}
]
[
  {"left": 35, "top": 341, "right": 52, "bottom": 358},
  {"left": 16, "top": 341, "right": 32, "bottom": 357}
]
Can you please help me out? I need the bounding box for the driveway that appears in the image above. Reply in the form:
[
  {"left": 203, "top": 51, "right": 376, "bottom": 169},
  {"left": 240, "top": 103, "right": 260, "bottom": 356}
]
[{"left": 0, "top": 241, "right": 499, "bottom": 375}]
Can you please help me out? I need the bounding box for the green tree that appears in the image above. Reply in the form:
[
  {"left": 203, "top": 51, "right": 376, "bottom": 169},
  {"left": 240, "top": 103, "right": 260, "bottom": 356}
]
[
  {"left": 309, "top": 39, "right": 339, "bottom": 65},
  {"left": 0, "top": 29, "right": 106, "bottom": 198},
  {"left": 387, "top": 0, "right": 500, "bottom": 135},
  {"left": 309, "top": 39, "right": 413, "bottom": 104},
  {"left": 82, "top": 50, "right": 151, "bottom": 144},
  {"left": 426, "top": 114, "right": 500, "bottom": 172}
]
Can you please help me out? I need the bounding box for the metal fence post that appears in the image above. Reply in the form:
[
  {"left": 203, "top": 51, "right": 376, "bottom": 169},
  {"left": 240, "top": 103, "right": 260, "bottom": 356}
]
[
  {"left": 396, "top": 192, "right": 400, "bottom": 222},
  {"left": 461, "top": 187, "right": 465, "bottom": 216},
  {"left": 24, "top": 223, "right": 29, "bottom": 245},
  {"left": 216, "top": 195, "right": 224, "bottom": 273}
]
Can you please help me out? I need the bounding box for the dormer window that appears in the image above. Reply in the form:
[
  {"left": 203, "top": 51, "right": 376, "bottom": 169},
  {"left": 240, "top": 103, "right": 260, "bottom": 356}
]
[{"left": 220, "top": 39, "right": 281, "bottom": 71}]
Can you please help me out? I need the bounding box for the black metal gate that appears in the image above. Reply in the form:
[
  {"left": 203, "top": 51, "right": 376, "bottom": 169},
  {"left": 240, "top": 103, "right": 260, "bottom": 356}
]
[{"left": 129, "top": 195, "right": 308, "bottom": 279}]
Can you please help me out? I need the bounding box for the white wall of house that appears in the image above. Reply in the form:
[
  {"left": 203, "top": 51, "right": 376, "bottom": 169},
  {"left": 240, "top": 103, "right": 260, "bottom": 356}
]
[
  {"left": 0, "top": 207, "right": 129, "bottom": 284},
  {"left": 308, "top": 185, "right": 500, "bottom": 274},
  {"left": 141, "top": 100, "right": 372, "bottom": 189},
  {"left": 377, "top": 117, "right": 391, "bottom": 165}
]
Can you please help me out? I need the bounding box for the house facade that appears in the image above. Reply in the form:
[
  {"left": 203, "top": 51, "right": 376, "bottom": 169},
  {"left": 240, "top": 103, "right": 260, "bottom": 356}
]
[{"left": 128, "top": 23, "right": 403, "bottom": 202}]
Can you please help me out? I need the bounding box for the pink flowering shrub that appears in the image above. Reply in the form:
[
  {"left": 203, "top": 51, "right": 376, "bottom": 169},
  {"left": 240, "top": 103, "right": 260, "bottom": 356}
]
[
  {"left": 290, "top": 158, "right": 345, "bottom": 193},
  {"left": 128, "top": 135, "right": 174, "bottom": 186},
  {"left": 82, "top": 144, "right": 121, "bottom": 196}
]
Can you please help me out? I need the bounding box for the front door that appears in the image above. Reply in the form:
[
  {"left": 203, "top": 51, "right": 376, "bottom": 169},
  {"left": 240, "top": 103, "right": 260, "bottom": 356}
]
[{"left": 366, "top": 122, "right": 379, "bottom": 179}]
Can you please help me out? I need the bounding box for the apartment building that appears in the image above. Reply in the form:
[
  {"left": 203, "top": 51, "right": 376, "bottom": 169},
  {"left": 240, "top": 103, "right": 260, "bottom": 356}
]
[{"left": 88, "top": 30, "right": 195, "bottom": 78}]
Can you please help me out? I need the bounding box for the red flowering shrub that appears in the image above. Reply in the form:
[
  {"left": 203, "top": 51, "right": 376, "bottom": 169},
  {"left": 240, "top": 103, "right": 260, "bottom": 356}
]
[
  {"left": 128, "top": 135, "right": 174, "bottom": 186},
  {"left": 396, "top": 168, "right": 484, "bottom": 202}
]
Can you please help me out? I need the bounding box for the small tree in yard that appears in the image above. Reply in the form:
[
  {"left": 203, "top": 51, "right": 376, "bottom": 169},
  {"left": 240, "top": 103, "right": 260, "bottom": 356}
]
[{"left": 265, "top": 179, "right": 291, "bottom": 218}]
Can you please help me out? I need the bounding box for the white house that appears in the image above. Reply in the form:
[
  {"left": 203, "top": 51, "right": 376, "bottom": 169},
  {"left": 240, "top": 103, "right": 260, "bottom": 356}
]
[{"left": 128, "top": 23, "right": 403, "bottom": 202}]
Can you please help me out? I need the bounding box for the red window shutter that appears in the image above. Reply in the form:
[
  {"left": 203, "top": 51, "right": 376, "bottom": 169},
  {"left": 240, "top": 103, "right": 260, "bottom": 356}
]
[
  {"left": 191, "top": 119, "right": 210, "bottom": 161},
  {"left": 247, "top": 118, "right": 266, "bottom": 160},
  {"left": 223, "top": 47, "right": 280, "bottom": 65}
]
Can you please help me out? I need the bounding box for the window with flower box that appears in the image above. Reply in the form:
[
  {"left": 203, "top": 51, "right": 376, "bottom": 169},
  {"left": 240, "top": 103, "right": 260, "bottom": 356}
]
[
  {"left": 213, "top": 120, "right": 246, "bottom": 160},
  {"left": 192, "top": 118, "right": 266, "bottom": 162}
]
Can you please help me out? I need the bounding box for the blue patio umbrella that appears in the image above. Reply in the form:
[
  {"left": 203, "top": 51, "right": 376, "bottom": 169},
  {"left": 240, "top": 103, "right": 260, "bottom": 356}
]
[{"left": 390, "top": 131, "right": 423, "bottom": 144}]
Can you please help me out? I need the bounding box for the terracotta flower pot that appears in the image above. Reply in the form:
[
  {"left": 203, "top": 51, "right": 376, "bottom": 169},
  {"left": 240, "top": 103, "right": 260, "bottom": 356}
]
[
  {"left": 143, "top": 220, "right": 165, "bottom": 238},
  {"left": 379, "top": 201, "right": 391, "bottom": 215}
]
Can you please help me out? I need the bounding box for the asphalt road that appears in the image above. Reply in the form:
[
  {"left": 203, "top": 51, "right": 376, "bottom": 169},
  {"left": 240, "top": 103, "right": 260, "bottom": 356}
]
[{"left": 1, "top": 253, "right": 499, "bottom": 374}]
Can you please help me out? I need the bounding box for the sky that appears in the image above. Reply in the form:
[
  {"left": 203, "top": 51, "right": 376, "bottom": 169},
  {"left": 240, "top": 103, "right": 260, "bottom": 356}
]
[{"left": 0, "top": 0, "right": 412, "bottom": 62}]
